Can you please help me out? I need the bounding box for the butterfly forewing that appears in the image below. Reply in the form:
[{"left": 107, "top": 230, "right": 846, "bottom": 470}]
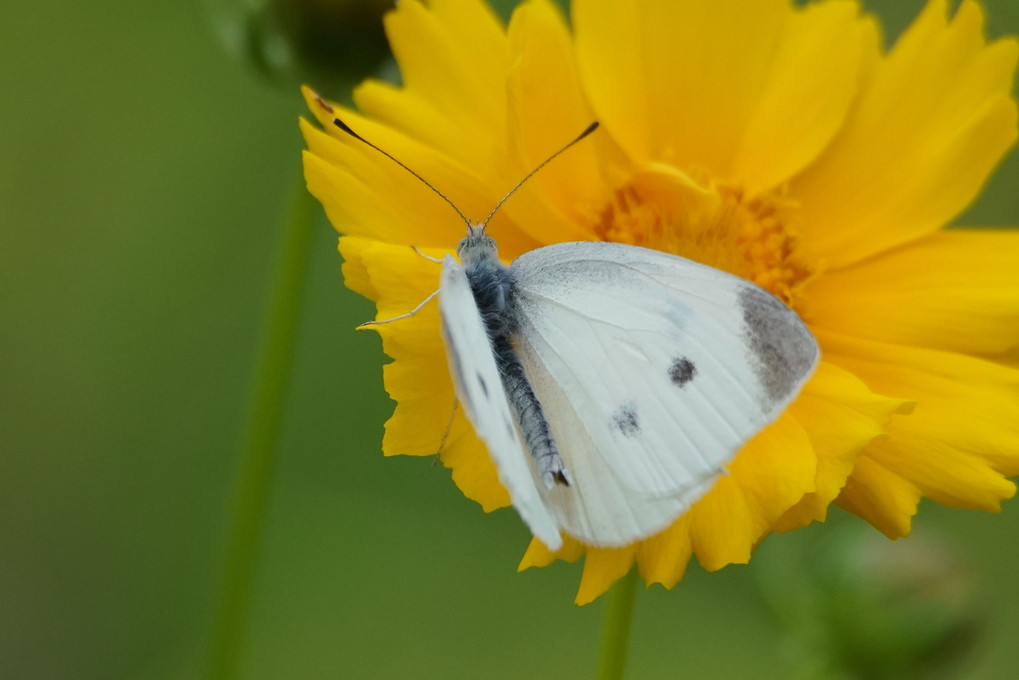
[
  {"left": 509, "top": 242, "right": 819, "bottom": 545},
  {"left": 437, "top": 255, "right": 563, "bottom": 550}
]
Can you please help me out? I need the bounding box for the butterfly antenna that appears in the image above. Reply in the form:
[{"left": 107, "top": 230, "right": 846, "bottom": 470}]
[
  {"left": 331, "top": 117, "right": 472, "bottom": 229},
  {"left": 481, "top": 121, "right": 600, "bottom": 230}
]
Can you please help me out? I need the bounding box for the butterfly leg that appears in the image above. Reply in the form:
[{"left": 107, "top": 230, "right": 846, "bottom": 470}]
[
  {"left": 431, "top": 398, "right": 459, "bottom": 467},
  {"left": 356, "top": 289, "right": 438, "bottom": 328},
  {"left": 411, "top": 246, "right": 444, "bottom": 264}
]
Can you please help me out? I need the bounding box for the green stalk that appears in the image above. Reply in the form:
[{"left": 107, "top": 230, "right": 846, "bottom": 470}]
[
  {"left": 208, "top": 173, "right": 317, "bottom": 680},
  {"left": 597, "top": 567, "right": 640, "bottom": 680}
]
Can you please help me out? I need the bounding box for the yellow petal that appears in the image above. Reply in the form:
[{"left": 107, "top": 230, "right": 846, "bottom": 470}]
[
  {"left": 868, "top": 435, "right": 1016, "bottom": 512},
  {"left": 688, "top": 408, "right": 815, "bottom": 571},
  {"left": 576, "top": 546, "right": 637, "bottom": 606},
  {"left": 344, "top": 238, "right": 443, "bottom": 317},
  {"left": 789, "top": 0, "right": 1019, "bottom": 269},
  {"left": 302, "top": 122, "right": 467, "bottom": 247},
  {"left": 518, "top": 534, "right": 584, "bottom": 570},
  {"left": 573, "top": 0, "right": 876, "bottom": 193},
  {"left": 505, "top": 0, "right": 616, "bottom": 242},
  {"left": 730, "top": 1, "right": 879, "bottom": 194},
  {"left": 574, "top": 0, "right": 785, "bottom": 171},
  {"left": 837, "top": 455, "right": 922, "bottom": 538},
  {"left": 635, "top": 514, "right": 694, "bottom": 590},
  {"left": 821, "top": 331, "right": 1019, "bottom": 515},
  {"left": 371, "top": 0, "right": 510, "bottom": 142},
  {"left": 805, "top": 230, "right": 1019, "bottom": 356},
  {"left": 337, "top": 236, "right": 378, "bottom": 301},
  {"left": 772, "top": 360, "right": 912, "bottom": 532}
]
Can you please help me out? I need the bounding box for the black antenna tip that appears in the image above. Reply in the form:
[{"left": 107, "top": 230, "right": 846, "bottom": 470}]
[
  {"left": 578, "top": 121, "right": 600, "bottom": 140},
  {"left": 479, "top": 120, "right": 603, "bottom": 229},
  {"left": 332, "top": 117, "right": 366, "bottom": 143}
]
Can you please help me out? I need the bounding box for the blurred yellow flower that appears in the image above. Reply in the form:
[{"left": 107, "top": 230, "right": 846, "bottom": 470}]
[{"left": 301, "top": 0, "right": 1019, "bottom": 604}]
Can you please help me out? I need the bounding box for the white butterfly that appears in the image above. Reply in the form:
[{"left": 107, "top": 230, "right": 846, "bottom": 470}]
[{"left": 334, "top": 117, "right": 820, "bottom": 552}]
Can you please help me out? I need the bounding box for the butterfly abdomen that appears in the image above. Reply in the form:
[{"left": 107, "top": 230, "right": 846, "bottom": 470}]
[{"left": 493, "top": 337, "right": 571, "bottom": 489}]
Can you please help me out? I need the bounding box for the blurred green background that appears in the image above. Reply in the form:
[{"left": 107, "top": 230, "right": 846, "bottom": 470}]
[{"left": 1, "top": 0, "right": 1017, "bottom": 678}]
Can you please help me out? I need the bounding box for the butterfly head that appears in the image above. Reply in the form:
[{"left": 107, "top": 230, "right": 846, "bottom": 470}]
[{"left": 456, "top": 222, "right": 499, "bottom": 267}]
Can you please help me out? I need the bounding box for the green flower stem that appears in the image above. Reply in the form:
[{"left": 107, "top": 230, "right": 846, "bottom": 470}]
[
  {"left": 208, "top": 173, "right": 317, "bottom": 680},
  {"left": 598, "top": 567, "right": 640, "bottom": 680}
]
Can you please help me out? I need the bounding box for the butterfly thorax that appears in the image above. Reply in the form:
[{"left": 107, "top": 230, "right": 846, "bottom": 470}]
[{"left": 458, "top": 226, "right": 518, "bottom": 339}]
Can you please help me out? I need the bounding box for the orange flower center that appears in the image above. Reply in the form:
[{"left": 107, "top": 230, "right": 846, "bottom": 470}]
[{"left": 592, "top": 163, "right": 815, "bottom": 310}]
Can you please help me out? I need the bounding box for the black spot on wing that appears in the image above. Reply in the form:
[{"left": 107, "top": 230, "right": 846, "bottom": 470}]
[
  {"left": 612, "top": 402, "right": 640, "bottom": 439},
  {"left": 738, "top": 287, "right": 818, "bottom": 402},
  {"left": 439, "top": 312, "right": 467, "bottom": 395},
  {"left": 668, "top": 357, "right": 696, "bottom": 387},
  {"left": 477, "top": 373, "right": 489, "bottom": 397}
]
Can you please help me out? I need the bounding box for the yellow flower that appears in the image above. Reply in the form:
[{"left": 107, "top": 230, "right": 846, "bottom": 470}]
[{"left": 301, "top": 0, "right": 1019, "bottom": 604}]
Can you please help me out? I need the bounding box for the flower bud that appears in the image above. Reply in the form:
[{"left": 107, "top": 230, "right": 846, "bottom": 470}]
[
  {"left": 757, "top": 522, "right": 983, "bottom": 679},
  {"left": 204, "top": 0, "right": 391, "bottom": 91}
]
